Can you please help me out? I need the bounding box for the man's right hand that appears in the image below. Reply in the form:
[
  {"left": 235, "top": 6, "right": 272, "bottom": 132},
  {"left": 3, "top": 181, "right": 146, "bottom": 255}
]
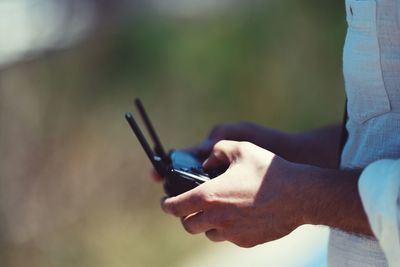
[{"left": 185, "top": 122, "right": 261, "bottom": 160}]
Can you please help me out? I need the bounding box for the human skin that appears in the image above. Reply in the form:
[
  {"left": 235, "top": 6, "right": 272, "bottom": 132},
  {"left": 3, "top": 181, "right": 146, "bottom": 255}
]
[
  {"left": 156, "top": 123, "right": 373, "bottom": 247},
  {"left": 185, "top": 123, "right": 342, "bottom": 168},
  {"left": 152, "top": 123, "right": 341, "bottom": 181}
]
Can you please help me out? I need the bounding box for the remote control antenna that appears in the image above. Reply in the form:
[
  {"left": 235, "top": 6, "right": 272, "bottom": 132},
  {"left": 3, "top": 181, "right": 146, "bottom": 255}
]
[
  {"left": 125, "top": 112, "right": 167, "bottom": 176},
  {"left": 134, "top": 98, "right": 169, "bottom": 163}
]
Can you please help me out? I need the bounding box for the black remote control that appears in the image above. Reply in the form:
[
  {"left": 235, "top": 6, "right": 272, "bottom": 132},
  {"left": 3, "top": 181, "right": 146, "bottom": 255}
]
[{"left": 125, "top": 99, "right": 223, "bottom": 197}]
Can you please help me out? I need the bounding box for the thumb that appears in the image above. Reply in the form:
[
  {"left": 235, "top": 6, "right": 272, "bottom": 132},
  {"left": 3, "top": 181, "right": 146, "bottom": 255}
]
[{"left": 202, "top": 140, "right": 241, "bottom": 170}]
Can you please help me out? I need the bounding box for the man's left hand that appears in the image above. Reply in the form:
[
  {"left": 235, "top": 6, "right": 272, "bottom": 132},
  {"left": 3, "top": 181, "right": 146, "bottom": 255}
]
[{"left": 161, "top": 140, "right": 305, "bottom": 248}]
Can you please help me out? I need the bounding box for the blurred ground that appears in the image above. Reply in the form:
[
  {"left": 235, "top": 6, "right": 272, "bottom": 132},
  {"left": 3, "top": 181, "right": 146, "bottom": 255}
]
[{"left": 0, "top": 0, "right": 345, "bottom": 266}]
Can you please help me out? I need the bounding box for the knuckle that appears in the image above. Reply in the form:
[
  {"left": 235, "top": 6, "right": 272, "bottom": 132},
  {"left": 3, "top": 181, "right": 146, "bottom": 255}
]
[
  {"left": 237, "top": 141, "right": 254, "bottom": 154},
  {"left": 240, "top": 241, "right": 256, "bottom": 248},
  {"left": 235, "top": 239, "right": 257, "bottom": 248},
  {"left": 213, "top": 140, "right": 227, "bottom": 150},
  {"left": 205, "top": 209, "right": 230, "bottom": 227},
  {"left": 169, "top": 208, "right": 179, "bottom": 217},
  {"left": 190, "top": 189, "right": 213, "bottom": 208},
  {"left": 239, "top": 141, "right": 252, "bottom": 150},
  {"left": 199, "top": 190, "right": 217, "bottom": 205},
  {"left": 205, "top": 230, "right": 216, "bottom": 241},
  {"left": 206, "top": 229, "right": 225, "bottom": 242},
  {"left": 167, "top": 204, "right": 180, "bottom": 217},
  {"left": 182, "top": 220, "right": 196, "bottom": 235},
  {"left": 204, "top": 212, "right": 219, "bottom": 226},
  {"left": 234, "top": 142, "right": 246, "bottom": 156},
  {"left": 225, "top": 231, "right": 258, "bottom": 248},
  {"left": 214, "top": 140, "right": 236, "bottom": 153}
]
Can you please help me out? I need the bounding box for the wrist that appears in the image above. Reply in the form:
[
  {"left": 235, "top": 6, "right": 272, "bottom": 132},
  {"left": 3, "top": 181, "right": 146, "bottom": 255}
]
[
  {"left": 284, "top": 162, "right": 341, "bottom": 226},
  {"left": 284, "top": 162, "right": 317, "bottom": 226},
  {"left": 288, "top": 164, "right": 372, "bottom": 234},
  {"left": 291, "top": 163, "right": 324, "bottom": 226},
  {"left": 267, "top": 159, "right": 315, "bottom": 227},
  {"left": 288, "top": 163, "right": 345, "bottom": 226}
]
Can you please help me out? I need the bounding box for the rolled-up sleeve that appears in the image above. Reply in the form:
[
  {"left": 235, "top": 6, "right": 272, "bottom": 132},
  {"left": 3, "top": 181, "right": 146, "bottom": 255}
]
[{"left": 359, "top": 159, "right": 400, "bottom": 266}]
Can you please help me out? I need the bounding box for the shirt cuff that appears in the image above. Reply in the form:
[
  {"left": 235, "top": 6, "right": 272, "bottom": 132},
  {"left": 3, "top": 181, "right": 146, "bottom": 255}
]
[{"left": 359, "top": 159, "right": 400, "bottom": 266}]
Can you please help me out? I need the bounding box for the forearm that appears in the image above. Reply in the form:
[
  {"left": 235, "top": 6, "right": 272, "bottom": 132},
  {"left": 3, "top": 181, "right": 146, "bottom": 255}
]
[
  {"left": 289, "top": 162, "right": 373, "bottom": 236},
  {"left": 246, "top": 124, "right": 342, "bottom": 168},
  {"left": 287, "top": 125, "right": 342, "bottom": 168}
]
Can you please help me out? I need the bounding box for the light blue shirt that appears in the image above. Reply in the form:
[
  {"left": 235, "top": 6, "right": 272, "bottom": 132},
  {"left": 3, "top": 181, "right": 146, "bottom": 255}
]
[
  {"left": 329, "top": 0, "right": 400, "bottom": 266},
  {"left": 359, "top": 159, "right": 400, "bottom": 267}
]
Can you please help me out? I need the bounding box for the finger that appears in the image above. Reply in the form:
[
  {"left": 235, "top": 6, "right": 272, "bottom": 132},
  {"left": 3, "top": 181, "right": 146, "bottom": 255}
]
[
  {"left": 161, "top": 185, "right": 210, "bottom": 217},
  {"left": 181, "top": 212, "right": 214, "bottom": 235},
  {"left": 151, "top": 169, "right": 163, "bottom": 182},
  {"left": 203, "top": 140, "right": 241, "bottom": 170},
  {"left": 184, "top": 124, "right": 232, "bottom": 158},
  {"left": 205, "top": 229, "right": 225, "bottom": 242},
  {"left": 184, "top": 139, "right": 214, "bottom": 159}
]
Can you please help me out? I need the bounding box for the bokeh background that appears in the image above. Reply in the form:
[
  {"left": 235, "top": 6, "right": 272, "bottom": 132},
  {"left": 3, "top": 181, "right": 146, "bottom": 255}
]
[{"left": 0, "top": 0, "right": 346, "bottom": 266}]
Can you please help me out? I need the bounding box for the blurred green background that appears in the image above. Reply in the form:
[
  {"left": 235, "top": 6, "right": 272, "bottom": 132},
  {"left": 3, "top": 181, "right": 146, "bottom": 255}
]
[{"left": 0, "top": 0, "right": 345, "bottom": 266}]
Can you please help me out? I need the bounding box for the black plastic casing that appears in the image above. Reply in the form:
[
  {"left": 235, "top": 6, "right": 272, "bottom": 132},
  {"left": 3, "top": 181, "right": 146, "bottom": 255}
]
[
  {"left": 164, "top": 169, "right": 207, "bottom": 197},
  {"left": 163, "top": 150, "right": 211, "bottom": 197},
  {"left": 125, "top": 103, "right": 225, "bottom": 197}
]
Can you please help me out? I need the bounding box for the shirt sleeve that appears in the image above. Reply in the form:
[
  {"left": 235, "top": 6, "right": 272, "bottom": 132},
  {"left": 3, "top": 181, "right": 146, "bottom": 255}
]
[{"left": 359, "top": 159, "right": 400, "bottom": 266}]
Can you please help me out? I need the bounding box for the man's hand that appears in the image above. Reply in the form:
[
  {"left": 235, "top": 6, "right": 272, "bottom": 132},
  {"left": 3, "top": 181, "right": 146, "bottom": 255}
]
[
  {"left": 161, "top": 140, "right": 304, "bottom": 248},
  {"left": 185, "top": 122, "right": 268, "bottom": 159},
  {"left": 151, "top": 122, "right": 264, "bottom": 181},
  {"left": 152, "top": 123, "right": 342, "bottom": 181},
  {"left": 161, "top": 141, "right": 374, "bottom": 247},
  {"left": 152, "top": 122, "right": 289, "bottom": 181},
  {"left": 185, "top": 123, "right": 342, "bottom": 169}
]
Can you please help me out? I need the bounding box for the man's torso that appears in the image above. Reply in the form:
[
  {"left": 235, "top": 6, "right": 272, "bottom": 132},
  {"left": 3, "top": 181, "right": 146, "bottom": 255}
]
[{"left": 330, "top": 0, "right": 400, "bottom": 265}]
